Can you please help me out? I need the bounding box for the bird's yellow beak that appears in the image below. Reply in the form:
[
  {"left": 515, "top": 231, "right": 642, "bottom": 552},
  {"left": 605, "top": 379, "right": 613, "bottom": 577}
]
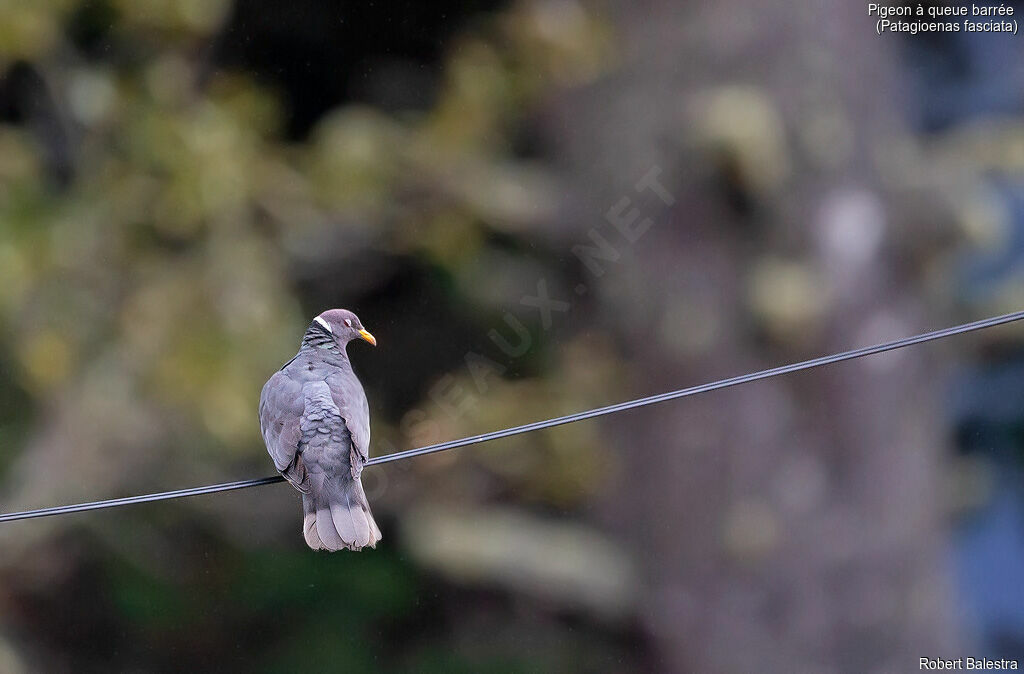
[{"left": 358, "top": 328, "right": 377, "bottom": 346}]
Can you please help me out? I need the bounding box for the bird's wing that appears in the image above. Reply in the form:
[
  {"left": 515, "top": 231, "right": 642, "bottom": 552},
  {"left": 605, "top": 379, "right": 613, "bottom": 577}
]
[
  {"left": 326, "top": 370, "right": 371, "bottom": 462},
  {"left": 259, "top": 370, "right": 309, "bottom": 490}
]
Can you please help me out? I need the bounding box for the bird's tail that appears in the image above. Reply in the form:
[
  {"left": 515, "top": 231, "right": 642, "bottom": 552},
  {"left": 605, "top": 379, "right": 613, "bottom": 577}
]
[{"left": 302, "top": 475, "right": 381, "bottom": 551}]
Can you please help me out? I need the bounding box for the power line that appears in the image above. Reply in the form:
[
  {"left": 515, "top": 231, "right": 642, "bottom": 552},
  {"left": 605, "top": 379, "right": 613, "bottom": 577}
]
[
  {"left": 0, "top": 477, "right": 286, "bottom": 524},
  {"left": 2, "top": 309, "right": 1023, "bottom": 524}
]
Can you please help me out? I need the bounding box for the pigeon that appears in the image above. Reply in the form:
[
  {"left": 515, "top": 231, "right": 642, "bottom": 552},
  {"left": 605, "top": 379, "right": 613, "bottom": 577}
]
[{"left": 259, "top": 308, "right": 382, "bottom": 551}]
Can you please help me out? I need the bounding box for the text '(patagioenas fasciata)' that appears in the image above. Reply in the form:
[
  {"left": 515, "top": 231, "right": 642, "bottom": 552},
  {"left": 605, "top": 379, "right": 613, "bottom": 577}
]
[{"left": 259, "top": 309, "right": 382, "bottom": 551}]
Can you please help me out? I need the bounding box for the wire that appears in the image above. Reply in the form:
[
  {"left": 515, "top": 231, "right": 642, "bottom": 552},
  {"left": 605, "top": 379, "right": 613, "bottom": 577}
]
[
  {"left": 0, "top": 477, "right": 286, "bottom": 524},
  {"left": 2, "top": 309, "right": 1024, "bottom": 524}
]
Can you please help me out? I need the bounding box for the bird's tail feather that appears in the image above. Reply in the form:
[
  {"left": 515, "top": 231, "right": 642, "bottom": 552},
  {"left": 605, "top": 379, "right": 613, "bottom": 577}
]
[{"left": 302, "top": 476, "right": 381, "bottom": 551}]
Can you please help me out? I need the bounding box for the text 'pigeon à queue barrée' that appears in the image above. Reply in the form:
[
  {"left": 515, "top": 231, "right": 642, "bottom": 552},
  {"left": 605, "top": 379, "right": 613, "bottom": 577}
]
[{"left": 259, "top": 309, "right": 381, "bottom": 551}]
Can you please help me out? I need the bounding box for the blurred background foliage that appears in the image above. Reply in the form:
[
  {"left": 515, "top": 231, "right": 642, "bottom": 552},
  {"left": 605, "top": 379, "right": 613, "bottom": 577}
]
[{"left": 0, "top": 0, "right": 1024, "bottom": 672}]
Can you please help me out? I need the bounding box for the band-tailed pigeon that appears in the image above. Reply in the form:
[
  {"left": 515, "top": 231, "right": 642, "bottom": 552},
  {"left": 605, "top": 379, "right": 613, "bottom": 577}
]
[{"left": 259, "top": 309, "right": 381, "bottom": 551}]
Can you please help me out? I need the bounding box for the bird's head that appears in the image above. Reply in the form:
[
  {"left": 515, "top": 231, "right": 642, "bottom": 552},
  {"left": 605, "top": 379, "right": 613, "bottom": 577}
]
[{"left": 310, "top": 308, "right": 377, "bottom": 347}]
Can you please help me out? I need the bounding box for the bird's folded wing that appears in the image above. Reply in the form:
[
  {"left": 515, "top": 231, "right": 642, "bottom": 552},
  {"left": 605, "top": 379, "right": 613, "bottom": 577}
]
[
  {"left": 326, "top": 371, "right": 371, "bottom": 462},
  {"left": 259, "top": 370, "right": 307, "bottom": 488}
]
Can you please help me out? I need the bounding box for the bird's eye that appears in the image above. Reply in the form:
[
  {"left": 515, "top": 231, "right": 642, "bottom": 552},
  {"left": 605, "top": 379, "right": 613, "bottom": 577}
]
[{"left": 345, "top": 319, "right": 353, "bottom": 327}]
